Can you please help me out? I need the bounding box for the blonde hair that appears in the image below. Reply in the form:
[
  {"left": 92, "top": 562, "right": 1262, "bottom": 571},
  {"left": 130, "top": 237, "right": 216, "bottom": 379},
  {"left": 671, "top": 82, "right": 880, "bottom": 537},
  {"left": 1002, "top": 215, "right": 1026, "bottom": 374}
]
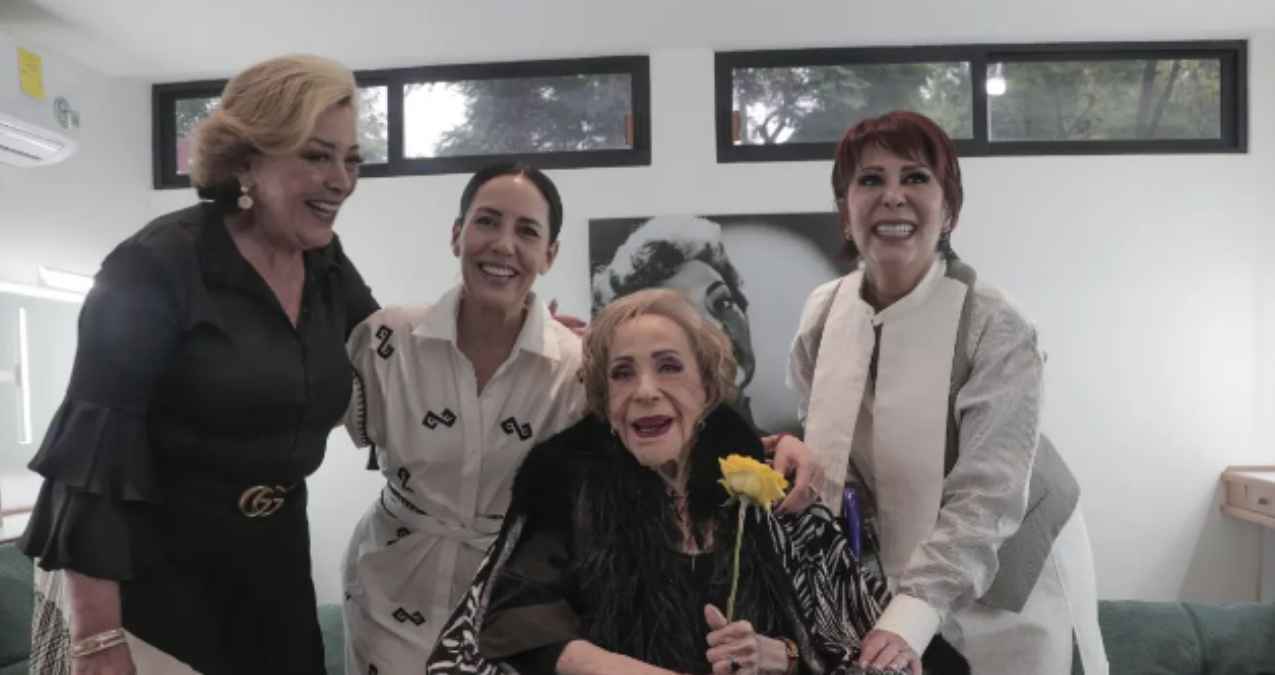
[
  {"left": 189, "top": 54, "right": 357, "bottom": 190},
  {"left": 581, "top": 288, "right": 738, "bottom": 421}
]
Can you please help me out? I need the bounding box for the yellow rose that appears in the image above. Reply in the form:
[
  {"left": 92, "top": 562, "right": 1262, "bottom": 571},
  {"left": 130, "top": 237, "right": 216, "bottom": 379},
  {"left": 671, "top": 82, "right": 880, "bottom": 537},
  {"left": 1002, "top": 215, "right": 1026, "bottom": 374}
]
[{"left": 718, "top": 454, "right": 789, "bottom": 511}]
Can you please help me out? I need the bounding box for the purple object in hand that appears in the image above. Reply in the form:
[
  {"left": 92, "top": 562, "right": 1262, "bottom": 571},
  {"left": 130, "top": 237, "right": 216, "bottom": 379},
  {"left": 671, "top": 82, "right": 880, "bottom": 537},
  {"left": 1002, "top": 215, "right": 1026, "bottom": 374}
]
[{"left": 843, "top": 486, "right": 862, "bottom": 559}]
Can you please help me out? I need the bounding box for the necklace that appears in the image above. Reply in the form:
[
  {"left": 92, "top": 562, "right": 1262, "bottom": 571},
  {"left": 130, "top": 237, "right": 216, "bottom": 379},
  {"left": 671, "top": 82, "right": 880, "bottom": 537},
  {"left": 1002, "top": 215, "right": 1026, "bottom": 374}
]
[{"left": 666, "top": 487, "right": 717, "bottom": 575}]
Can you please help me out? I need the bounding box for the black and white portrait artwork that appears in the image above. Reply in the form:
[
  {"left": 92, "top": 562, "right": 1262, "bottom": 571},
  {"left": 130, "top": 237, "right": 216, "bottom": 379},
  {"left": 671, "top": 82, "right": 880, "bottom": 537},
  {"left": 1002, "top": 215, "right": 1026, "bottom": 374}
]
[{"left": 589, "top": 212, "right": 847, "bottom": 435}]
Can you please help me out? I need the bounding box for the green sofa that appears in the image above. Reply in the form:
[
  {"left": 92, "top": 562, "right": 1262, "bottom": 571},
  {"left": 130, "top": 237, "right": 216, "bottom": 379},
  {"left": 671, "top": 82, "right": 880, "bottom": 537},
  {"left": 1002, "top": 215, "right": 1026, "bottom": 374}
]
[
  {"left": 1091, "top": 599, "right": 1275, "bottom": 675},
  {"left": 3, "top": 543, "right": 1273, "bottom": 674},
  {"left": 0, "top": 542, "right": 32, "bottom": 675}
]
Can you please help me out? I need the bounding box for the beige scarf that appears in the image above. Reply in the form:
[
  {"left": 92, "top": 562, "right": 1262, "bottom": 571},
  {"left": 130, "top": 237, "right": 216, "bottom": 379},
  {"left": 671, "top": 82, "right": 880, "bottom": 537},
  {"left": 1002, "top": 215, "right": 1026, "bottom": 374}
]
[{"left": 804, "top": 259, "right": 968, "bottom": 582}]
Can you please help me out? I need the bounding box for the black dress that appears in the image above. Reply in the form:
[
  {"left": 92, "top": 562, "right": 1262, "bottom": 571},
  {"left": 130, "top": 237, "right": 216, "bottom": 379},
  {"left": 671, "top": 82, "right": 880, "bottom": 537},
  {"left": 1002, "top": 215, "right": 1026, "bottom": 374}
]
[{"left": 19, "top": 202, "right": 378, "bottom": 675}]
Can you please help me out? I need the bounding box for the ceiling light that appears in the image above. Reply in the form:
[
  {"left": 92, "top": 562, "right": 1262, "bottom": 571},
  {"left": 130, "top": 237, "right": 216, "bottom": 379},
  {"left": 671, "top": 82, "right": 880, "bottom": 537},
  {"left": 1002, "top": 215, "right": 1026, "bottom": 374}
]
[
  {"left": 0, "top": 281, "right": 85, "bottom": 304},
  {"left": 38, "top": 266, "right": 94, "bottom": 294},
  {"left": 16, "top": 307, "right": 31, "bottom": 445}
]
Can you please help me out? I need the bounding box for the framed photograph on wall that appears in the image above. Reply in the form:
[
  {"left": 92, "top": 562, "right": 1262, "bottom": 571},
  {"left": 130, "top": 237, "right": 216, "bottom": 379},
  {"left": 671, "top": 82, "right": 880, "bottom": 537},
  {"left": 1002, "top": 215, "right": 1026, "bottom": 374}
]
[{"left": 589, "top": 212, "right": 846, "bottom": 435}]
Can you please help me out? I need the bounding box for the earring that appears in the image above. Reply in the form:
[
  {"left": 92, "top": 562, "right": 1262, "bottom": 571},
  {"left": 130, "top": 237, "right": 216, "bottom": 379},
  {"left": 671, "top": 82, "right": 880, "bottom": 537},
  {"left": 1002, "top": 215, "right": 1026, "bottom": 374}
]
[{"left": 237, "top": 184, "right": 254, "bottom": 211}]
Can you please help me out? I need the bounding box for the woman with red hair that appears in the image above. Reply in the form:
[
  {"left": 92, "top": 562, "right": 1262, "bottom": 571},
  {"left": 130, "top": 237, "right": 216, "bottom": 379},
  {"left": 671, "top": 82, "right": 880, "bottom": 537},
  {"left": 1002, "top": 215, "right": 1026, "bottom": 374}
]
[{"left": 777, "top": 111, "right": 1108, "bottom": 675}]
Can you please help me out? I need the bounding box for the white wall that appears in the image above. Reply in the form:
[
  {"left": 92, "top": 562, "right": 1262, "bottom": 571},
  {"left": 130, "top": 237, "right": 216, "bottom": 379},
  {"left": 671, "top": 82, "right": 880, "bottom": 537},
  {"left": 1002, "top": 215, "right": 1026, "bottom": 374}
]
[
  {"left": 0, "top": 33, "right": 149, "bottom": 535},
  {"left": 126, "top": 31, "right": 1275, "bottom": 606},
  {"left": 0, "top": 31, "right": 150, "bottom": 287},
  {"left": 1259, "top": 44, "right": 1275, "bottom": 598}
]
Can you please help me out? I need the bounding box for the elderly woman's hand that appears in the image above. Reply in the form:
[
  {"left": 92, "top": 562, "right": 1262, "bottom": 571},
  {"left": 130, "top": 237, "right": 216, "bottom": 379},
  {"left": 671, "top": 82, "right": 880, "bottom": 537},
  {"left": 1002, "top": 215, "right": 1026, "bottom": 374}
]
[
  {"left": 704, "top": 604, "right": 790, "bottom": 675},
  {"left": 761, "top": 434, "right": 824, "bottom": 513}
]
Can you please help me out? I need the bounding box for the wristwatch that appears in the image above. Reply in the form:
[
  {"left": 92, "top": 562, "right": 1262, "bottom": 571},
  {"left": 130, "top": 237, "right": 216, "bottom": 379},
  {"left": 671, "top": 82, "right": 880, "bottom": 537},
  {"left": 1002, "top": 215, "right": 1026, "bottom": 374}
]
[{"left": 782, "top": 637, "right": 799, "bottom": 675}]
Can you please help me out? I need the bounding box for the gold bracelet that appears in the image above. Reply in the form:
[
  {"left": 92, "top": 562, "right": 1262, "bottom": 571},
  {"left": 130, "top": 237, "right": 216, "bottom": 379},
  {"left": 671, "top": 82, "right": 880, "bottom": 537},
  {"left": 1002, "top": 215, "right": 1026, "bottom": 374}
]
[{"left": 69, "top": 627, "right": 128, "bottom": 658}]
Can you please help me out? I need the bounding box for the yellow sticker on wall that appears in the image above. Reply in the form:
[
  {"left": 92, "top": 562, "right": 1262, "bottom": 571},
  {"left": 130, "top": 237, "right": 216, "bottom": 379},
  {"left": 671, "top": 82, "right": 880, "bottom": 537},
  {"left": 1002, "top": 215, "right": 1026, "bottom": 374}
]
[{"left": 19, "top": 47, "right": 46, "bottom": 101}]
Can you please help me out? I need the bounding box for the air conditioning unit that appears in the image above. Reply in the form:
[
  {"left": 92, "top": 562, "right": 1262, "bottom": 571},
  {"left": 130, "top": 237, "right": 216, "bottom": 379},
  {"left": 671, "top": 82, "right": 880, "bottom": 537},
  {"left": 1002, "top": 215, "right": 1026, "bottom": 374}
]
[{"left": 0, "top": 31, "right": 80, "bottom": 167}]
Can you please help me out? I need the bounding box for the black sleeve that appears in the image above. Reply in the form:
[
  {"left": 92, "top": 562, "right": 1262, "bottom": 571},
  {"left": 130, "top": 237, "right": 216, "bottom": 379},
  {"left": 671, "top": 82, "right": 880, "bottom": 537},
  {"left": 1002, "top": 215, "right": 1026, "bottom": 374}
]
[
  {"left": 18, "top": 243, "right": 182, "bottom": 580},
  {"left": 504, "top": 641, "right": 572, "bottom": 675},
  {"left": 478, "top": 526, "right": 582, "bottom": 667},
  {"left": 333, "top": 238, "right": 378, "bottom": 337}
]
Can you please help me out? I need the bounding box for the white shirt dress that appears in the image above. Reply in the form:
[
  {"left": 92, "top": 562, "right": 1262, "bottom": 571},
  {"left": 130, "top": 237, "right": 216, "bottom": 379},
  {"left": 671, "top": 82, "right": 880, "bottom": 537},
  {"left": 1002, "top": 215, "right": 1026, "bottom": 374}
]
[{"left": 340, "top": 287, "right": 586, "bottom": 674}]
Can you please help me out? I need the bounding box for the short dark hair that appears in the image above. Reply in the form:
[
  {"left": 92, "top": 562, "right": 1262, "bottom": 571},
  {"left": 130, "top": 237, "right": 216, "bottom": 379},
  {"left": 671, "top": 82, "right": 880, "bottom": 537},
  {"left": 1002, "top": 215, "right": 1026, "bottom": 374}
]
[
  {"left": 456, "top": 162, "right": 564, "bottom": 242},
  {"left": 831, "top": 111, "right": 963, "bottom": 261}
]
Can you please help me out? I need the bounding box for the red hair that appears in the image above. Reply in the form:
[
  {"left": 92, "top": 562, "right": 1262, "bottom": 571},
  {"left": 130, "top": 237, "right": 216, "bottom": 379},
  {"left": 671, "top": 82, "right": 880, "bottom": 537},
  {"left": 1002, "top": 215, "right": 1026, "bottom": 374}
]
[{"left": 831, "top": 111, "right": 964, "bottom": 230}]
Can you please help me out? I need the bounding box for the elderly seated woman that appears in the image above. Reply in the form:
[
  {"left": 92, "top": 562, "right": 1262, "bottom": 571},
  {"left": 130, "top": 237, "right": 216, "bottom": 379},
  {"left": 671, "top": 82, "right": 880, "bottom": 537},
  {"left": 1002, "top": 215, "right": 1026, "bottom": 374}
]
[{"left": 426, "top": 288, "right": 917, "bottom": 675}]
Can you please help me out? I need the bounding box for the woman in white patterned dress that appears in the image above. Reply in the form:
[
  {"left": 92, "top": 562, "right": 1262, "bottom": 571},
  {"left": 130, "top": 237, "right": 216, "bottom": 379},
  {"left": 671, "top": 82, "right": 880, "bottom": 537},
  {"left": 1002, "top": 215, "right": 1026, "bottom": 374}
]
[{"left": 339, "top": 163, "right": 588, "bottom": 674}]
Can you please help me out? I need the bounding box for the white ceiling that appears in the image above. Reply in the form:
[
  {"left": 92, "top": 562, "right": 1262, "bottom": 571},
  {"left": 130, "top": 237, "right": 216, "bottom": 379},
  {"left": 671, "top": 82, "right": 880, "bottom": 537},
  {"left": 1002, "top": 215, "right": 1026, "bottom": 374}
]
[{"left": 2, "top": 0, "right": 1271, "bottom": 82}]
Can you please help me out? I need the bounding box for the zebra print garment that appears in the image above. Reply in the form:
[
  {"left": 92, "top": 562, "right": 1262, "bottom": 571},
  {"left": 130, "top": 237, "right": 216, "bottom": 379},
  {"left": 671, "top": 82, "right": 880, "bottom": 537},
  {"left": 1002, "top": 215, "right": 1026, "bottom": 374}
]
[
  {"left": 770, "top": 506, "right": 890, "bottom": 664},
  {"left": 425, "top": 505, "right": 900, "bottom": 675}
]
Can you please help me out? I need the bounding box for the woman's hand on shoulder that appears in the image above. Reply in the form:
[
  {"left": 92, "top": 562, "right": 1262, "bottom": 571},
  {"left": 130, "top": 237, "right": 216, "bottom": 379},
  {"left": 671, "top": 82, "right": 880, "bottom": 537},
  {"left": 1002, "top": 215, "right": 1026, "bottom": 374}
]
[
  {"left": 761, "top": 434, "right": 824, "bottom": 513},
  {"left": 549, "top": 299, "right": 588, "bottom": 337},
  {"left": 704, "top": 604, "right": 791, "bottom": 675},
  {"left": 72, "top": 643, "right": 135, "bottom": 675}
]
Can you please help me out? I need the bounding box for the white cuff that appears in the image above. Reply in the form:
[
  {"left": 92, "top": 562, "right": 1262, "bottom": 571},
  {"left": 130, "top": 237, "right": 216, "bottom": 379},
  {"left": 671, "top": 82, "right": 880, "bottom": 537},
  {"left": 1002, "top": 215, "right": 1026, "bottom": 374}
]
[{"left": 873, "top": 594, "right": 941, "bottom": 655}]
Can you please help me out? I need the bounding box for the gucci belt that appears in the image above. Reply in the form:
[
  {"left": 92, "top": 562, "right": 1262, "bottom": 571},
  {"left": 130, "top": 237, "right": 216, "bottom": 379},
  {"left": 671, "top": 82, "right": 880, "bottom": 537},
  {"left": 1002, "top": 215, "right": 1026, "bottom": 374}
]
[{"left": 238, "top": 483, "right": 294, "bottom": 518}]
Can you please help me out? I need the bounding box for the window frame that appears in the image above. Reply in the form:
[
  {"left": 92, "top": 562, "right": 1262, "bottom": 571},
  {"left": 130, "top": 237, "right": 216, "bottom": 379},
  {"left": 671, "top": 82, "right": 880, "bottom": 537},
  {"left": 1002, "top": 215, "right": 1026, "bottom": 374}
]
[
  {"left": 152, "top": 55, "right": 651, "bottom": 189},
  {"left": 714, "top": 40, "right": 1247, "bottom": 163}
]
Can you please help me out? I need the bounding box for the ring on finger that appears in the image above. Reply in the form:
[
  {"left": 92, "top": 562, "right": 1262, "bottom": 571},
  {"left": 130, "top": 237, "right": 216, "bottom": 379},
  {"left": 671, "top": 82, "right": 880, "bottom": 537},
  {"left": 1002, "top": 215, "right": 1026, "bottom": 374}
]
[{"left": 730, "top": 657, "right": 741, "bottom": 672}]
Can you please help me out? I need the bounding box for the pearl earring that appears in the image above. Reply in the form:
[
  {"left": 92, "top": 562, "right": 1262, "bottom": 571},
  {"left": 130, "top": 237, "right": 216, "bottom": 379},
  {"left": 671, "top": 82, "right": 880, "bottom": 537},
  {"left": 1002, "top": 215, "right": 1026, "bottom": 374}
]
[{"left": 237, "top": 184, "right": 254, "bottom": 211}]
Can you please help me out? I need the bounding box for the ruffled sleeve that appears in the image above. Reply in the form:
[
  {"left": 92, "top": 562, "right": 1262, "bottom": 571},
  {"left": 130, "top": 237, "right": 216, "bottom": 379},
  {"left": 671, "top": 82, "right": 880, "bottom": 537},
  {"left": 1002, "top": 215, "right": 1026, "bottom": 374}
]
[{"left": 18, "top": 242, "right": 182, "bottom": 580}]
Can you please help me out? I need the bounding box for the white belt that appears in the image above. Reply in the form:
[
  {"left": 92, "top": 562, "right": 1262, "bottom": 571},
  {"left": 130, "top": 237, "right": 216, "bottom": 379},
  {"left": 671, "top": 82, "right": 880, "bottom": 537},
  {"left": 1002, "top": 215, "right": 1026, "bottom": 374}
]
[{"left": 378, "top": 485, "right": 502, "bottom": 552}]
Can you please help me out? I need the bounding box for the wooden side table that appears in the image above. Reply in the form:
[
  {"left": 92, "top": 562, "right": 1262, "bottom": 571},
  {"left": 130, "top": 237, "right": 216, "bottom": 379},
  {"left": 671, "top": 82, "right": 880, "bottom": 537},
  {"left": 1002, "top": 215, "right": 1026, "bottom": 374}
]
[{"left": 1221, "top": 465, "right": 1275, "bottom": 529}]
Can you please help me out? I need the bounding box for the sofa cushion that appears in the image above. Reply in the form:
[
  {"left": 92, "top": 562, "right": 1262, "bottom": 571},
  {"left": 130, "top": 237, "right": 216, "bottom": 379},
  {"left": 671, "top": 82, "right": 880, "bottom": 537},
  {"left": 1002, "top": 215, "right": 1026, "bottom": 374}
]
[
  {"left": 0, "top": 663, "right": 29, "bottom": 675},
  {"left": 318, "top": 603, "right": 345, "bottom": 675},
  {"left": 1096, "top": 600, "right": 1202, "bottom": 674},
  {"left": 1187, "top": 602, "right": 1275, "bottom": 675},
  {"left": 0, "top": 543, "right": 34, "bottom": 669}
]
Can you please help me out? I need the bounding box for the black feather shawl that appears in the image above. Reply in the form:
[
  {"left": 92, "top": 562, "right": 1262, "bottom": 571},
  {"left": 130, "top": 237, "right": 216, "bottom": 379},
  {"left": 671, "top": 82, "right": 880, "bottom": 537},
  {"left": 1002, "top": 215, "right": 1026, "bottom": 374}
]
[{"left": 508, "top": 404, "right": 811, "bottom": 673}]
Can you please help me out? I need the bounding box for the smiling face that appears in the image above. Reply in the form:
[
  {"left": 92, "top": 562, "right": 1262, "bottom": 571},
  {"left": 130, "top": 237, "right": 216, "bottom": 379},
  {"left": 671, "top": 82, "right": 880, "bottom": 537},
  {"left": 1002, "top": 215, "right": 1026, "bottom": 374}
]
[
  {"left": 660, "top": 260, "right": 755, "bottom": 389},
  {"left": 450, "top": 174, "right": 559, "bottom": 313},
  {"left": 241, "top": 102, "right": 361, "bottom": 250},
  {"left": 605, "top": 314, "right": 709, "bottom": 473},
  {"left": 842, "top": 144, "right": 949, "bottom": 299}
]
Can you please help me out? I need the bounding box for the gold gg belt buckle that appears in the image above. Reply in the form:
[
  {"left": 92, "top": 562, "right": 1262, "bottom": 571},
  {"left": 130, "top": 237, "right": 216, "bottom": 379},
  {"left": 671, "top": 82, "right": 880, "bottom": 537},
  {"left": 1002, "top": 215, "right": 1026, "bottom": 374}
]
[{"left": 238, "top": 484, "right": 290, "bottom": 518}]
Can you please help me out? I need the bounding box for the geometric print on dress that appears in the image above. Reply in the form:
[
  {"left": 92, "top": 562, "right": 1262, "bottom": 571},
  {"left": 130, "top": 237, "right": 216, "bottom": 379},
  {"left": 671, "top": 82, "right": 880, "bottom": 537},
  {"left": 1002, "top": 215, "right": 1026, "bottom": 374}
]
[
  {"left": 423, "top": 408, "right": 458, "bottom": 429},
  {"left": 393, "top": 607, "right": 427, "bottom": 626},
  {"left": 387, "top": 527, "right": 412, "bottom": 546},
  {"left": 500, "top": 416, "right": 532, "bottom": 441},
  {"left": 375, "top": 326, "right": 395, "bottom": 359},
  {"left": 397, "top": 466, "right": 415, "bottom": 492}
]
